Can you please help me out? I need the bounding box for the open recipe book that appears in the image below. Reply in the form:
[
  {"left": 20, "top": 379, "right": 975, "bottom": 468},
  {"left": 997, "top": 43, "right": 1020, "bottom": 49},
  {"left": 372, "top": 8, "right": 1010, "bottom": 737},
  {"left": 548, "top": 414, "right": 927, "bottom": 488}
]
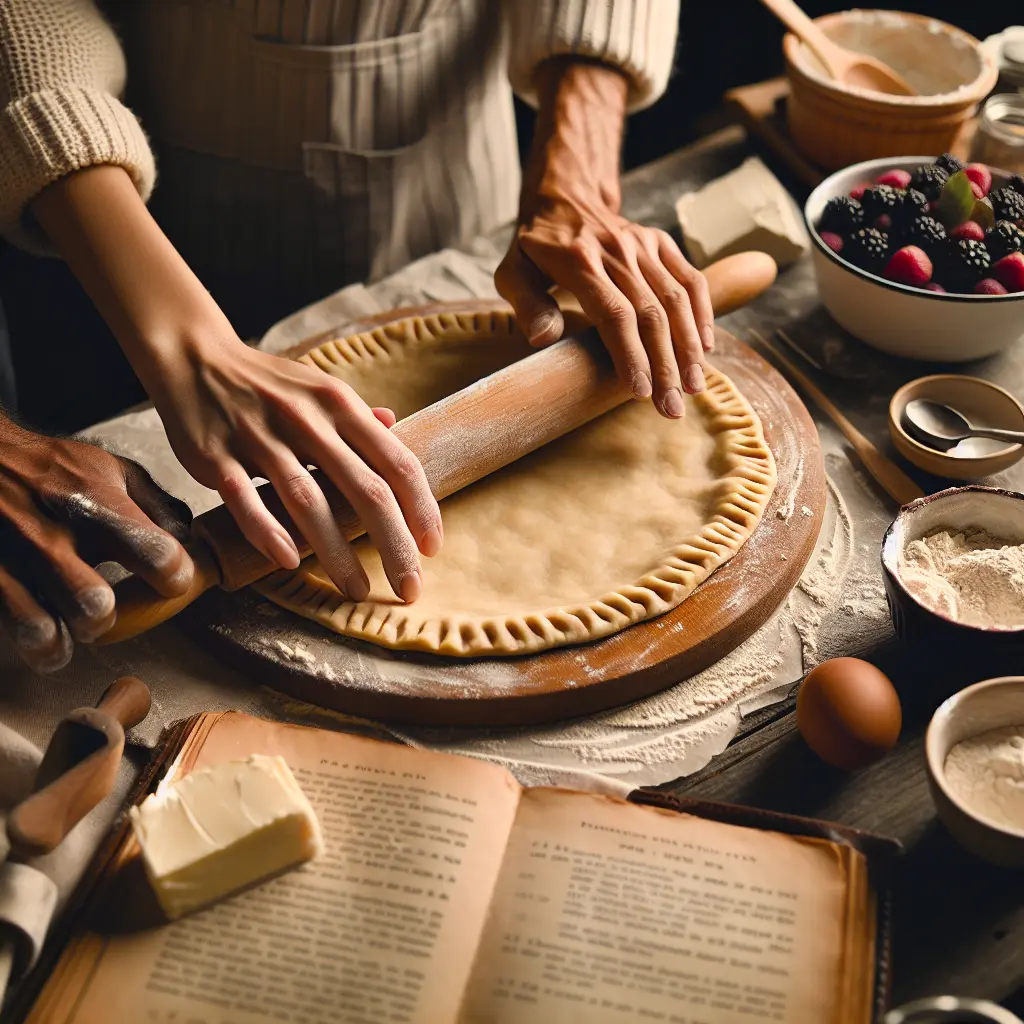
[{"left": 19, "top": 712, "right": 894, "bottom": 1024}]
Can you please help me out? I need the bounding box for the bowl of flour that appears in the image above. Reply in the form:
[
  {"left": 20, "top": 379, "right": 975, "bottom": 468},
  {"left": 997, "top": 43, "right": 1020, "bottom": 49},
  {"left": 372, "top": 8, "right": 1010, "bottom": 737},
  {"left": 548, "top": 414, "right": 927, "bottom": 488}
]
[
  {"left": 926, "top": 676, "right": 1024, "bottom": 867},
  {"left": 882, "top": 486, "right": 1024, "bottom": 654}
]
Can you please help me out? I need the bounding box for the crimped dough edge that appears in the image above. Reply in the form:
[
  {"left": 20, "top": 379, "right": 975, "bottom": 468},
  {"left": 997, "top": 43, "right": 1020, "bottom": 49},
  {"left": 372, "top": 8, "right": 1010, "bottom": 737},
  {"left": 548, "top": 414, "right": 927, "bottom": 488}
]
[{"left": 254, "top": 309, "right": 777, "bottom": 657}]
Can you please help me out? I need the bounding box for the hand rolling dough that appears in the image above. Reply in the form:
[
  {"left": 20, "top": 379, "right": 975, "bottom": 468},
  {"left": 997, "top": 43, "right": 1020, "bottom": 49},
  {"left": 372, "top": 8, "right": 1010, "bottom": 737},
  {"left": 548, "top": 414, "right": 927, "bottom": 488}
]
[{"left": 254, "top": 310, "right": 776, "bottom": 656}]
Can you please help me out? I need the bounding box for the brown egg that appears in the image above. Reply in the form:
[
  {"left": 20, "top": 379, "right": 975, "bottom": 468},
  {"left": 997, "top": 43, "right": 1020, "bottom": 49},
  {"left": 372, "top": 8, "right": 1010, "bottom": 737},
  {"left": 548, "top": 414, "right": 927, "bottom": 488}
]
[{"left": 796, "top": 657, "right": 902, "bottom": 770}]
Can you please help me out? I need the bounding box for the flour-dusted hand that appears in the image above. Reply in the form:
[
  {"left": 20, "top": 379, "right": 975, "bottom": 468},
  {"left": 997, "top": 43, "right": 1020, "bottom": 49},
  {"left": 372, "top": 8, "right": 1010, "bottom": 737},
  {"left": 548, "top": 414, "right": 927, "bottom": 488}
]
[
  {"left": 496, "top": 60, "right": 713, "bottom": 419},
  {"left": 0, "top": 413, "right": 194, "bottom": 671},
  {"left": 149, "top": 340, "right": 441, "bottom": 604},
  {"left": 31, "top": 166, "right": 442, "bottom": 606}
]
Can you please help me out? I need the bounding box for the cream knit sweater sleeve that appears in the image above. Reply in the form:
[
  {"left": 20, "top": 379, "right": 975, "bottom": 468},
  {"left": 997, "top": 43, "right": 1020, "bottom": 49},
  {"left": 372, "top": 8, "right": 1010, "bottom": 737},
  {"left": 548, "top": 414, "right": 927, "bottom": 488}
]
[
  {"left": 0, "top": 0, "right": 155, "bottom": 254},
  {"left": 506, "top": 0, "right": 680, "bottom": 112}
]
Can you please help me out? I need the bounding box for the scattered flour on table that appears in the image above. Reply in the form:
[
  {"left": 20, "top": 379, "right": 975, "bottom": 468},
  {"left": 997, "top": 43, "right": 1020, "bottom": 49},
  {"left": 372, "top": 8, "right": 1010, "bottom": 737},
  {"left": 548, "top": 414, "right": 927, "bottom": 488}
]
[
  {"left": 899, "top": 529, "right": 1024, "bottom": 630},
  {"left": 944, "top": 726, "right": 1024, "bottom": 831}
]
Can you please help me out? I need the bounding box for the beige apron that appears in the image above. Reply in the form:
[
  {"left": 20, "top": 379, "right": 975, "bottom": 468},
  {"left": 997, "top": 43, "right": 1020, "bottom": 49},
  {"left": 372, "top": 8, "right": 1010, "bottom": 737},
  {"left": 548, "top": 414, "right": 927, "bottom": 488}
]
[{"left": 106, "top": 0, "right": 521, "bottom": 336}]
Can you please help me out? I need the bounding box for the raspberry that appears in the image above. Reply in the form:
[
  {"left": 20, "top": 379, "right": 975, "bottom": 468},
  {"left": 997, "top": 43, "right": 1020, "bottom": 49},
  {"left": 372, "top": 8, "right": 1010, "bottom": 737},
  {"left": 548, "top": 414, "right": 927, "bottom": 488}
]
[
  {"left": 875, "top": 169, "right": 912, "bottom": 189},
  {"left": 975, "top": 278, "right": 1008, "bottom": 295},
  {"left": 986, "top": 221, "right": 1024, "bottom": 261},
  {"left": 939, "top": 238, "right": 991, "bottom": 293},
  {"left": 992, "top": 252, "right": 1024, "bottom": 293},
  {"left": 924, "top": 282, "right": 947, "bottom": 293},
  {"left": 819, "top": 196, "right": 864, "bottom": 234},
  {"left": 991, "top": 187, "right": 1024, "bottom": 224},
  {"left": 935, "top": 153, "right": 965, "bottom": 176},
  {"left": 849, "top": 182, "right": 871, "bottom": 201},
  {"left": 903, "top": 215, "right": 947, "bottom": 249},
  {"left": 883, "top": 245, "right": 932, "bottom": 287},
  {"left": 911, "top": 164, "right": 949, "bottom": 201},
  {"left": 950, "top": 221, "right": 985, "bottom": 242},
  {"left": 971, "top": 181, "right": 985, "bottom": 200},
  {"left": 965, "top": 163, "right": 992, "bottom": 197},
  {"left": 820, "top": 231, "right": 844, "bottom": 254},
  {"left": 844, "top": 227, "right": 890, "bottom": 273}
]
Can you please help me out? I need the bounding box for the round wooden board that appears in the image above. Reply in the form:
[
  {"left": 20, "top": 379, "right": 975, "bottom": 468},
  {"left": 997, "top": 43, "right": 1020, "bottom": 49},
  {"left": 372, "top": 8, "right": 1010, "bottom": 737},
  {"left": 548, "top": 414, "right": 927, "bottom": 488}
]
[{"left": 184, "top": 304, "right": 825, "bottom": 727}]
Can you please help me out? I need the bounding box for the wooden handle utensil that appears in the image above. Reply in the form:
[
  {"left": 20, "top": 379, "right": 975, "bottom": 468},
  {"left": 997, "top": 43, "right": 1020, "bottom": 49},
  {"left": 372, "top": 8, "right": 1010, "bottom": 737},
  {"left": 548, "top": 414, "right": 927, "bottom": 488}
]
[
  {"left": 6, "top": 676, "right": 152, "bottom": 858},
  {"left": 759, "top": 0, "right": 917, "bottom": 96},
  {"left": 95, "top": 251, "right": 778, "bottom": 644}
]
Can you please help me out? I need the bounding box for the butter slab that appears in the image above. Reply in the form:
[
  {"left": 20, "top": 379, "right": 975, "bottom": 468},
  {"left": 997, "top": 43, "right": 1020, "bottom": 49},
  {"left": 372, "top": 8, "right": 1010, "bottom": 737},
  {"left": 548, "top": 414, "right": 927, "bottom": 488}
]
[
  {"left": 676, "top": 156, "right": 810, "bottom": 269},
  {"left": 130, "top": 754, "right": 324, "bottom": 920}
]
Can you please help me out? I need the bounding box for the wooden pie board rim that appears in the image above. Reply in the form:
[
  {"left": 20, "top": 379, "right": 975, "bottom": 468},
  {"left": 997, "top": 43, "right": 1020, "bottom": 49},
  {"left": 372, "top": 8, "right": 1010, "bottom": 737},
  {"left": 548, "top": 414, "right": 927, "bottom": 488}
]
[{"left": 184, "top": 302, "right": 826, "bottom": 727}]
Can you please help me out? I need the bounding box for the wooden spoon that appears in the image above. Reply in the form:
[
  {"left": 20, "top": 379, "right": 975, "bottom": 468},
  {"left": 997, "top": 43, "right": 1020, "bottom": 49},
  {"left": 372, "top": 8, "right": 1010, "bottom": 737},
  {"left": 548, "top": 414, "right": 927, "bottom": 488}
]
[
  {"left": 6, "top": 676, "right": 152, "bottom": 858},
  {"left": 761, "top": 0, "right": 917, "bottom": 96}
]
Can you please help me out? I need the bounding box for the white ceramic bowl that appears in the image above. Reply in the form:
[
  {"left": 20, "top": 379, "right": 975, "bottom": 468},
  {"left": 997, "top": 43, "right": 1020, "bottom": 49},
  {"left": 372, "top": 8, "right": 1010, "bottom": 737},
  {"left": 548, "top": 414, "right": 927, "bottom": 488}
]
[
  {"left": 881, "top": 485, "right": 1024, "bottom": 654},
  {"left": 805, "top": 156, "right": 1024, "bottom": 361},
  {"left": 925, "top": 676, "right": 1024, "bottom": 867}
]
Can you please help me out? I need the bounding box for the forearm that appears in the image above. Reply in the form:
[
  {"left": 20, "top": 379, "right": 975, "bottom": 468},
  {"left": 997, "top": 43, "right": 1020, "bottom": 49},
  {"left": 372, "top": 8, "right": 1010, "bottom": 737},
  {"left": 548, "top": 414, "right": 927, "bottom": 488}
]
[
  {"left": 497, "top": 55, "right": 712, "bottom": 416},
  {"left": 31, "top": 165, "right": 235, "bottom": 393},
  {"left": 523, "top": 58, "right": 629, "bottom": 218}
]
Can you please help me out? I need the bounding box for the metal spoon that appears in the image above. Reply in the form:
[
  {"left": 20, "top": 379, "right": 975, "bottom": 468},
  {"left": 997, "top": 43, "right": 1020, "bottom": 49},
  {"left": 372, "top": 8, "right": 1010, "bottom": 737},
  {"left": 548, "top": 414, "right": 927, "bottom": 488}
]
[{"left": 904, "top": 399, "right": 1024, "bottom": 452}]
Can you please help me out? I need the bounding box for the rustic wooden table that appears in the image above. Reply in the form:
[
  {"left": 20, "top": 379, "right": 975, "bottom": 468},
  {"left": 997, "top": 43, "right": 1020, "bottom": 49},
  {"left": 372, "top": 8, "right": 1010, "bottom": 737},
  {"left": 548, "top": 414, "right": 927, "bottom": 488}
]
[
  {"left": 9, "top": 124, "right": 1020, "bottom": 1017},
  {"left": 629, "top": 127, "right": 1024, "bottom": 1012}
]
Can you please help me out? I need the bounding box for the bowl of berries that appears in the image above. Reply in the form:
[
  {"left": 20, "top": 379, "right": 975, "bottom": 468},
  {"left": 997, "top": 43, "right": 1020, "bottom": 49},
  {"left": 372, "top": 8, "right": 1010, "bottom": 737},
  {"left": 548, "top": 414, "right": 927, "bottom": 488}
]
[{"left": 805, "top": 153, "right": 1024, "bottom": 361}]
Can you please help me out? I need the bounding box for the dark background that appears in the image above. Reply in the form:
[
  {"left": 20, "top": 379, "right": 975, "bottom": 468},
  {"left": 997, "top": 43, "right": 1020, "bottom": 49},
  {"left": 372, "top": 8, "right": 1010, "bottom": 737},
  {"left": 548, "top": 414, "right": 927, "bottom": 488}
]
[
  {"left": 1, "top": 3, "right": 1013, "bottom": 432},
  {"left": 518, "top": 2, "right": 1011, "bottom": 169}
]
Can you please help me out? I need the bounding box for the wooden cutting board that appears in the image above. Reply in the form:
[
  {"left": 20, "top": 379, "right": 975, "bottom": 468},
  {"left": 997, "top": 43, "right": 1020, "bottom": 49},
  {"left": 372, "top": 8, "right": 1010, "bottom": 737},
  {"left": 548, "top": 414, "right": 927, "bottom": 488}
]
[{"left": 183, "top": 304, "right": 825, "bottom": 727}]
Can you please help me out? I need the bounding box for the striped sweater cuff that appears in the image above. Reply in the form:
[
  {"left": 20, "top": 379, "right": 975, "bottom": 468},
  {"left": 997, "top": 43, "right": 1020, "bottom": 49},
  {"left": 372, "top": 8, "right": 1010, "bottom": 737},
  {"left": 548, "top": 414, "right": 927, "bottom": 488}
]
[
  {"left": 0, "top": 85, "right": 156, "bottom": 254},
  {"left": 507, "top": 0, "right": 680, "bottom": 112}
]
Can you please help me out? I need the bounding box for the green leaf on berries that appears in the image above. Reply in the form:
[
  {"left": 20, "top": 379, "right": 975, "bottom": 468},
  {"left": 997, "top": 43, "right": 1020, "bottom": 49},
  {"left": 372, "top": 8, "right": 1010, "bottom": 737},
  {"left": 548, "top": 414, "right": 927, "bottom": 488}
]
[
  {"left": 933, "top": 170, "right": 975, "bottom": 229},
  {"left": 972, "top": 196, "right": 995, "bottom": 231}
]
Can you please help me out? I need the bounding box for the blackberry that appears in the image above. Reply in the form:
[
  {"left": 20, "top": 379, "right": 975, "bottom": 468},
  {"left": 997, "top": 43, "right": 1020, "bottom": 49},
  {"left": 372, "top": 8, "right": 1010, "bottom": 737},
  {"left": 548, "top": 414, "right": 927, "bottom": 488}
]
[
  {"left": 910, "top": 164, "right": 949, "bottom": 201},
  {"left": 818, "top": 196, "right": 864, "bottom": 234},
  {"left": 860, "top": 185, "right": 902, "bottom": 222},
  {"left": 889, "top": 189, "right": 929, "bottom": 240},
  {"left": 991, "top": 186, "right": 1024, "bottom": 224},
  {"left": 935, "top": 152, "right": 965, "bottom": 176},
  {"left": 903, "top": 215, "right": 947, "bottom": 250},
  {"left": 844, "top": 227, "right": 890, "bottom": 273},
  {"left": 1009, "top": 174, "right": 1024, "bottom": 198},
  {"left": 939, "top": 238, "right": 991, "bottom": 293},
  {"left": 986, "top": 220, "right": 1024, "bottom": 261}
]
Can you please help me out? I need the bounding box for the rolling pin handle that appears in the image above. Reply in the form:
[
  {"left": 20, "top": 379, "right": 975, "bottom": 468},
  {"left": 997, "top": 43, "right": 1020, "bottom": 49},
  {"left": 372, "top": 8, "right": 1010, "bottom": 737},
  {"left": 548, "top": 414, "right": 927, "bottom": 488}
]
[
  {"left": 96, "top": 677, "right": 152, "bottom": 730},
  {"left": 91, "top": 539, "right": 223, "bottom": 646}
]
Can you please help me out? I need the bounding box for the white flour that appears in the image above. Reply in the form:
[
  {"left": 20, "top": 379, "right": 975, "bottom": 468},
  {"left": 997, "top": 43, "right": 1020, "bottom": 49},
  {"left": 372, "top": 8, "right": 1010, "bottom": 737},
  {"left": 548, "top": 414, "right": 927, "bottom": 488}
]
[
  {"left": 899, "top": 529, "right": 1024, "bottom": 630},
  {"left": 944, "top": 726, "right": 1024, "bottom": 831}
]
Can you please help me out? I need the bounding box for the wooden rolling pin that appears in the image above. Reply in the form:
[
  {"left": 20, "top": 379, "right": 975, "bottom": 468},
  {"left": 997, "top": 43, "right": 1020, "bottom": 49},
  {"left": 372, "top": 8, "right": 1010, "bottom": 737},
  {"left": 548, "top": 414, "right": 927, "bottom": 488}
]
[{"left": 96, "top": 251, "right": 777, "bottom": 644}]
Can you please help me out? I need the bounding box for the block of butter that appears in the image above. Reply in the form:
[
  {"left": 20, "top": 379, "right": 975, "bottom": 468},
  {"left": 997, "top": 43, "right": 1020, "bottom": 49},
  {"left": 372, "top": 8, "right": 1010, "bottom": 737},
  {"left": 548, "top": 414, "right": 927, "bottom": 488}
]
[
  {"left": 675, "top": 156, "right": 810, "bottom": 270},
  {"left": 130, "top": 754, "right": 324, "bottom": 920}
]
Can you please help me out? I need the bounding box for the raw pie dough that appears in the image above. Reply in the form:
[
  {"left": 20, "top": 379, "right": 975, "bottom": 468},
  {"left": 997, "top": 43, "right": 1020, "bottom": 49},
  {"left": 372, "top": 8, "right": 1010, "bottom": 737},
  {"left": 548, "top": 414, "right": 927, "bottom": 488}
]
[{"left": 254, "top": 311, "right": 776, "bottom": 656}]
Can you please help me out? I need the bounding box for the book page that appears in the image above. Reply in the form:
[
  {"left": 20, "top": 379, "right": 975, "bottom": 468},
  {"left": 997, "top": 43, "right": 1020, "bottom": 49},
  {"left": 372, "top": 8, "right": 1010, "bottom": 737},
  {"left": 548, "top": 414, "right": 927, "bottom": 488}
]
[
  {"left": 459, "top": 789, "right": 853, "bottom": 1024},
  {"left": 42, "top": 713, "right": 520, "bottom": 1024}
]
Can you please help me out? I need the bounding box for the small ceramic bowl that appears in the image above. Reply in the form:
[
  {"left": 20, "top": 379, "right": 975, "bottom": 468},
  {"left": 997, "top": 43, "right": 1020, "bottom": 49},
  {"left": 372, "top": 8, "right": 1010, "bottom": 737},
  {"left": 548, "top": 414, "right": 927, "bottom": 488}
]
[
  {"left": 926, "top": 676, "right": 1024, "bottom": 867},
  {"left": 881, "top": 485, "right": 1024, "bottom": 653},
  {"left": 889, "top": 375, "right": 1024, "bottom": 480},
  {"left": 804, "top": 157, "right": 1024, "bottom": 361},
  {"left": 886, "top": 996, "right": 1024, "bottom": 1024}
]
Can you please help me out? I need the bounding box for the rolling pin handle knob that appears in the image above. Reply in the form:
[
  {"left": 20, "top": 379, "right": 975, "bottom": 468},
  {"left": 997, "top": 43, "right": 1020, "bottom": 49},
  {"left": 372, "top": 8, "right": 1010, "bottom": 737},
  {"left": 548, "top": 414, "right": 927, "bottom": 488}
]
[{"left": 96, "top": 676, "right": 152, "bottom": 731}]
